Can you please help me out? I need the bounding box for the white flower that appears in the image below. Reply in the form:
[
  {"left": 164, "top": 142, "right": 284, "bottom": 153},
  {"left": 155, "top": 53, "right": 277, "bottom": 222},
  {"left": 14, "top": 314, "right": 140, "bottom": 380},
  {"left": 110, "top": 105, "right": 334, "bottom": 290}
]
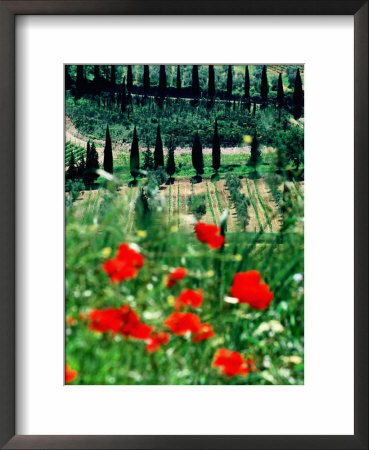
[
  {"left": 224, "top": 296, "right": 239, "bottom": 304},
  {"left": 146, "top": 283, "right": 154, "bottom": 291},
  {"left": 293, "top": 273, "right": 303, "bottom": 282},
  {"left": 269, "top": 320, "right": 284, "bottom": 333}
]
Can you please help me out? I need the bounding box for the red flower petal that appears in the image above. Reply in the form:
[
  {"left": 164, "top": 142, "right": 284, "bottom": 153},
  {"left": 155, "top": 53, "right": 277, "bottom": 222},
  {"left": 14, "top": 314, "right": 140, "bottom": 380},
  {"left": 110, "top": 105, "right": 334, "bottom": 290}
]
[
  {"left": 195, "top": 222, "right": 225, "bottom": 250},
  {"left": 212, "top": 348, "right": 250, "bottom": 377},
  {"left": 230, "top": 270, "right": 273, "bottom": 310},
  {"left": 166, "top": 267, "right": 187, "bottom": 288},
  {"left": 192, "top": 322, "right": 215, "bottom": 343},
  {"left": 65, "top": 364, "right": 78, "bottom": 383},
  {"left": 174, "top": 289, "right": 204, "bottom": 310},
  {"left": 164, "top": 312, "right": 202, "bottom": 335}
]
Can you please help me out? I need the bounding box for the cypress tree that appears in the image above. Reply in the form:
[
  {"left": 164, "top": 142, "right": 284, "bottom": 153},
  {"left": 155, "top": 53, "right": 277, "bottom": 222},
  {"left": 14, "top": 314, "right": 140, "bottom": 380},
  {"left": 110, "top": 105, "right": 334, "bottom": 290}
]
[
  {"left": 121, "top": 77, "right": 127, "bottom": 112},
  {"left": 110, "top": 65, "right": 116, "bottom": 89},
  {"left": 253, "top": 102, "right": 256, "bottom": 115},
  {"left": 66, "top": 151, "right": 78, "bottom": 180},
  {"left": 208, "top": 65, "right": 215, "bottom": 99},
  {"left": 143, "top": 142, "right": 154, "bottom": 171},
  {"left": 192, "top": 65, "right": 200, "bottom": 98},
  {"left": 94, "top": 65, "right": 100, "bottom": 82},
  {"left": 248, "top": 131, "right": 260, "bottom": 167},
  {"left": 212, "top": 119, "right": 221, "bottom": 172},
  {"left": 293, "top": 68, "right": 304, "bottom": 119},
  {"left": 260, "top": 65, "right": 269, "bottom": 104},
  {"left": 192, "top": 132, "right": 204, "bottom": 177},
  {"left": 244, "top": 65, "right": 250, "bottom": 99},
  {"left": 84, "top": 140, "right": 99, "bottom": 184},
  {"left": 127, "top": 65, "right": 133, "bottom": 94},
  {"left": 76, "top": 65, "right": 84, "bottom": 92},
  {"left": 65, "top": 66, "right": 72, "bottom": 90},
  {"left": 103, "top": 125, "right": 113, "bottom": 174},
  {"left": 176, "top": 65, "right": 181, "bottom": 93},
  {"left": 143, "top": 65, "right": 150, "bottom": 93},
  {"left": 154, "top": 125, "right": 164, "bottom": 169},
  {"left": 77, "top": 153, "right": 86, "bottom": 179},
  {"left": 226, "top": 65, "right": 233, "bottom": 98},
  {"left": 130, "top": 126, "right": 140, "bottom": 180},
  {"left": 159, "top": 65, "right": 167, "bottom": 94},
  {"left": 277, "top": 73, "right": 284, "bottom": 106},
  {"left": 166, "top": 138, "right": 176, "bottom": 180}
]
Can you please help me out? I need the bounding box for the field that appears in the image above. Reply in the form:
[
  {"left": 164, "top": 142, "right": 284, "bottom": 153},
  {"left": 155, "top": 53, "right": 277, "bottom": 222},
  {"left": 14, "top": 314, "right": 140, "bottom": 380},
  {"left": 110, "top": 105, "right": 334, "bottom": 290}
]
[{"left": 65, "top": 64, "right": 304, "bottom": 385}]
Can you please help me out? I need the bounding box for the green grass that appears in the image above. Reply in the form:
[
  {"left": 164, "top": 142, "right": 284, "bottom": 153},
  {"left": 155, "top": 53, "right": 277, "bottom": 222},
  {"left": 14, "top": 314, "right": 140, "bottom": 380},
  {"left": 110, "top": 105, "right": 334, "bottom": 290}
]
[
  {"left": 66, "top": 180, "right": 304, "bottom": 385},
  {"left": 245, "top": 177, "right": 263, "bottom": 231},
  {"left": 254, "top": 180, "right": 273, "bottom": 232},
  {"left": 205, "top": 181, "right": 217, "bottom": 224}
]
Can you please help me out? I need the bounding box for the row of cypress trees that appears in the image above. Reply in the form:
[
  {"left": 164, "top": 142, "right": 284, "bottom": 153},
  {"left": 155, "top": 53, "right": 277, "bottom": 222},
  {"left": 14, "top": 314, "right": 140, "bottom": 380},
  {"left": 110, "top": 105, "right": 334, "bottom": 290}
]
[
  {"left": 66, "top": 141, "right": 99, "bottom": 183},
  {"left": 102, "top": 120, "right": 260, "bottom": 181},
  {"left": 73, "top": 64, "right": 303, "bottom": 111}
]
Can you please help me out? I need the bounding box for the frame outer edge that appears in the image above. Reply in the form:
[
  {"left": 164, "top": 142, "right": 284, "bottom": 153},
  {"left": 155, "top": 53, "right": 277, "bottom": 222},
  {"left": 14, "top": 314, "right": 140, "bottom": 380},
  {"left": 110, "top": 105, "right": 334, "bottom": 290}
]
[
  {"left": 354, "top": 2, "right": 369, "bottom": 448},
  {"left": 0, "top": 1, "right": 15, "bottom": 449}
]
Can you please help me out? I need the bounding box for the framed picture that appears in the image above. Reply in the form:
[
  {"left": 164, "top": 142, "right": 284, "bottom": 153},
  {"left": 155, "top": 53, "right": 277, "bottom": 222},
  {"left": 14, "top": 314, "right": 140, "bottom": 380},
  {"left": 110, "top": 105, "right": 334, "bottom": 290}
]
[{"left": 0, "top": 1, "right": 367, "bottom": 449}]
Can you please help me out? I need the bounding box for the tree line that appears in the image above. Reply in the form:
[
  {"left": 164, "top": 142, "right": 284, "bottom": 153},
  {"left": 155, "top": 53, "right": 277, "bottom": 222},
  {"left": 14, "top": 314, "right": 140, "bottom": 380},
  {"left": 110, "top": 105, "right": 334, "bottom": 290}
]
[
  {"left": 67, "top": 64, "right": 304, "bottom": 118},
  {"left": 66, "top": 119, "right": 264, "bottom": 185}
]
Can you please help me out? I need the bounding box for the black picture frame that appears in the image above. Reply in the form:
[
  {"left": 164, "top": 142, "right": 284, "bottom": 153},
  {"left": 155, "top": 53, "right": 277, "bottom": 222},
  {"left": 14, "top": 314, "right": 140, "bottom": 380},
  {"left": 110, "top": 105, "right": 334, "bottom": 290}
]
[{"left": 0, "top": 1, "right": 367, "bottom": 449}]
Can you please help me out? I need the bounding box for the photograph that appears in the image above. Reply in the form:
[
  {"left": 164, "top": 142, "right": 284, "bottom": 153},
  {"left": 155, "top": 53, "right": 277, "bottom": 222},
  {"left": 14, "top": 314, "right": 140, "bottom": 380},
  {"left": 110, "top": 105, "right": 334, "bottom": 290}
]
[{"left": 65, "top": 64, "right": 304, "bottom": 385}]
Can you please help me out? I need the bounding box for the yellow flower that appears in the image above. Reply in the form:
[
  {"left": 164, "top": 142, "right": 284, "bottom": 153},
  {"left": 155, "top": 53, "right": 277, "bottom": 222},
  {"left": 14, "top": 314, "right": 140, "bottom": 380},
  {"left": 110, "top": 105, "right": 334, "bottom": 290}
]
[
  {"left": 167, "top": 295, "right": 175, "bottom": 306},
  {"left": 170, "top": 225, "right": 179, "bottom": 233},
  {"left": 243, "top": 135, "right": 253, "bottom": 144},
  {"left": 207, "top": 270, "right": 215, "bottom": 278},
  {"left": 137, "top": 230, "right": 147, "bottom": 238},
  {"left": 101, "top": 247, "right": 112, "bottom": 258},
  {"left": 234, "top": 254, "right": 242, "bottom": 262}
]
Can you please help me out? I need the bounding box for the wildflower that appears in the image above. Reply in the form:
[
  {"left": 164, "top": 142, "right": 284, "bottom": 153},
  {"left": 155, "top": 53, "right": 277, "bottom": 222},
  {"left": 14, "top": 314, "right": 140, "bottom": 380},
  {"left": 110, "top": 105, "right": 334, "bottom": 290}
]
[
  {"left": 195, "top": 222, "right": 225, "bottom": 250},
  {"left": 65, "top": 364, "right": 77, "bottom": 383},
  {"left": 103, "top": 243, "right": 144, "bottom": 283},
  {"left": 167, "top": 295, "right": 175, "bottom": 306},
  {"left": 243, "top": 134, "right": 253, "bottom": 144},
  {"left": 166, "top": 267, "right": 187, "bottom": 288},
  {"left": 137, "top": 230, "right": 147, "bottom": 238},
  {"left": 170, "top": 225, "right": 179, "bottom": 233},
  {"left": 164, "top": 312, "right": 202, "bottom": 335},
  {"left": 174, "top": 289, "right": 203, "bottom": 310},
  {"left": 207, "top": 270, "right": 215, "bottom": 278},
  {"left": 212, "top": 348, "right": 250, "bottom": 377},
  {"left": 66, "top": 316, "right": 75, "bottom": 326},
  {"left": 282, "top": 355, "right": 303, "bottom": 365},
  {"left": 88, "top": 305, "right": 152, "bottom": 340},
  {"left": 78, "top": 313, "right": 86, "bottom": 321},
  {"left": 101, "top": 247, "right": 112, "bottom": 258},
  {"left": 193, "top": 323, "right": 215, "bottom": 343},
  {"left": 230, "top": 270, "right": 273, "bottom": 310},
  {"left": 224, "top": 296, "right": 239, "bottom": 304},
  {"left": 146, "top": 332, "right": 170, "bottom": 352},
  {"left": 234, "top": 254, "right": 242, "bottom": 262}
]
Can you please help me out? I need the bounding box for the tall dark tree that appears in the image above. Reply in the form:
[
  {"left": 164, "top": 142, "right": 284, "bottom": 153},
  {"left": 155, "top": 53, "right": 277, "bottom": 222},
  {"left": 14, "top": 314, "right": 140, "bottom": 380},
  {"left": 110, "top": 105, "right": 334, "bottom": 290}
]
[
  {"left": 192, "top": 65, "right": 200, "bottom": 98},
  {"left": 159, "top": 65, "right": 167, "bottom": 94},
  {"left": 65, "top": 66, "right": 72, "bottom": 90},
  {"left": 192, "top": 132, "right": 204, "bottom": 177},
  {"left": 94, "top": 65, "right": 100, "bottom": 83},
  {"left": 154, "top": 125, "right": 164, "bottom": 169},
  {"left": 166, "top": 138, "right": 176, "bottom": 180},
  {"left": 208, "top": 65, "right": 215, "bottom": 99},
  {"left": 103, "top": 125, "right": 113, "bottom": 174},
  {"left": 248, "top": 131, "right": 260, "bottom": 167},
  {"left": 176, "top": 65, "right": 181, "bottom": 93},
  {"left": 110, "top": 65, "right": 116, "bottom": 89},
  {"left": 244, "top": 65, "right": 250, "bottom": 99},
  {"left": 143, "top": 65, "right": 150, "bottom": 93},
  {"left": 66, "top": 151, "right": 78, "bottom": 180},
  {"left": 277, "top": 73, "right": 284, "bottom": 106},
  {"left": 127, "top": 65, "right": 133, "bottom": 94},
  {"left": 143, "top": 141, "right": 154, "bottom": 170},
  {"left": 121, "top": 77, "right": 127, "bottom": 112},
  {"left": 84, "top": 140, "right": 99, "bottom": 184},
  {"left": 293, "top": 68, "right": 304, "bottom": 119},
  {"left": 226, "top": 65, "right": 233, "bottom": 98},
  {"left": 130, "top": 126, "right": 140, "bottom": 180},
  {"left": 76, "top": 65, "right": 84, "bottom": 92},
  {"left": 77, "top": 153, "right": 86, "bottom": 179},
  {"left": 212, "top": 119, "right": 221, "bottom": 173},
  {"left": 253, "top": 101, "right": 256, "bottom": 115},
  {"left": 260, "top": 65, "right": 269, "bottom": 104}
]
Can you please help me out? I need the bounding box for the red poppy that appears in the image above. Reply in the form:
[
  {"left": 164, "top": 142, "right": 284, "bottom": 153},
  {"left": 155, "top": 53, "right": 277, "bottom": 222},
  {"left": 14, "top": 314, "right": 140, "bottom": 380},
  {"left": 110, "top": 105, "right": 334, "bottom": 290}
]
[
  {"left": 212, "top": 348, "right": 250, "bottom": 377},
  {"left": 195, "top": 222, "right": 225, "bottom": 249},
  {"left": 166, "top": 267, "right": 187, "bottom": 288},
  {"left": 174, "top": 289, "right": 204, "bottom": 310},
  {"left": 103, "top": 243, "right": 144, "bottom": 283},
  {"left": 164, "top": 312, "right": 202, "bottom": 335},
  {"left": 88, "top": 305, "right": 152, "bottom": 340},
  {"left": 66, "top": 316, "right": 75, "bottom": 326},
  {"left": 65, "top": 364, "right": 78, "bottom": 383},
  {"left": 192, "top": 322, "right": 215, "bottom": 343},
  {"left": 146, "top": 332, "right": 170, "bottom": 352},
  {"left": 230, "top": 270, "right": 274, "bottom": 310}
]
